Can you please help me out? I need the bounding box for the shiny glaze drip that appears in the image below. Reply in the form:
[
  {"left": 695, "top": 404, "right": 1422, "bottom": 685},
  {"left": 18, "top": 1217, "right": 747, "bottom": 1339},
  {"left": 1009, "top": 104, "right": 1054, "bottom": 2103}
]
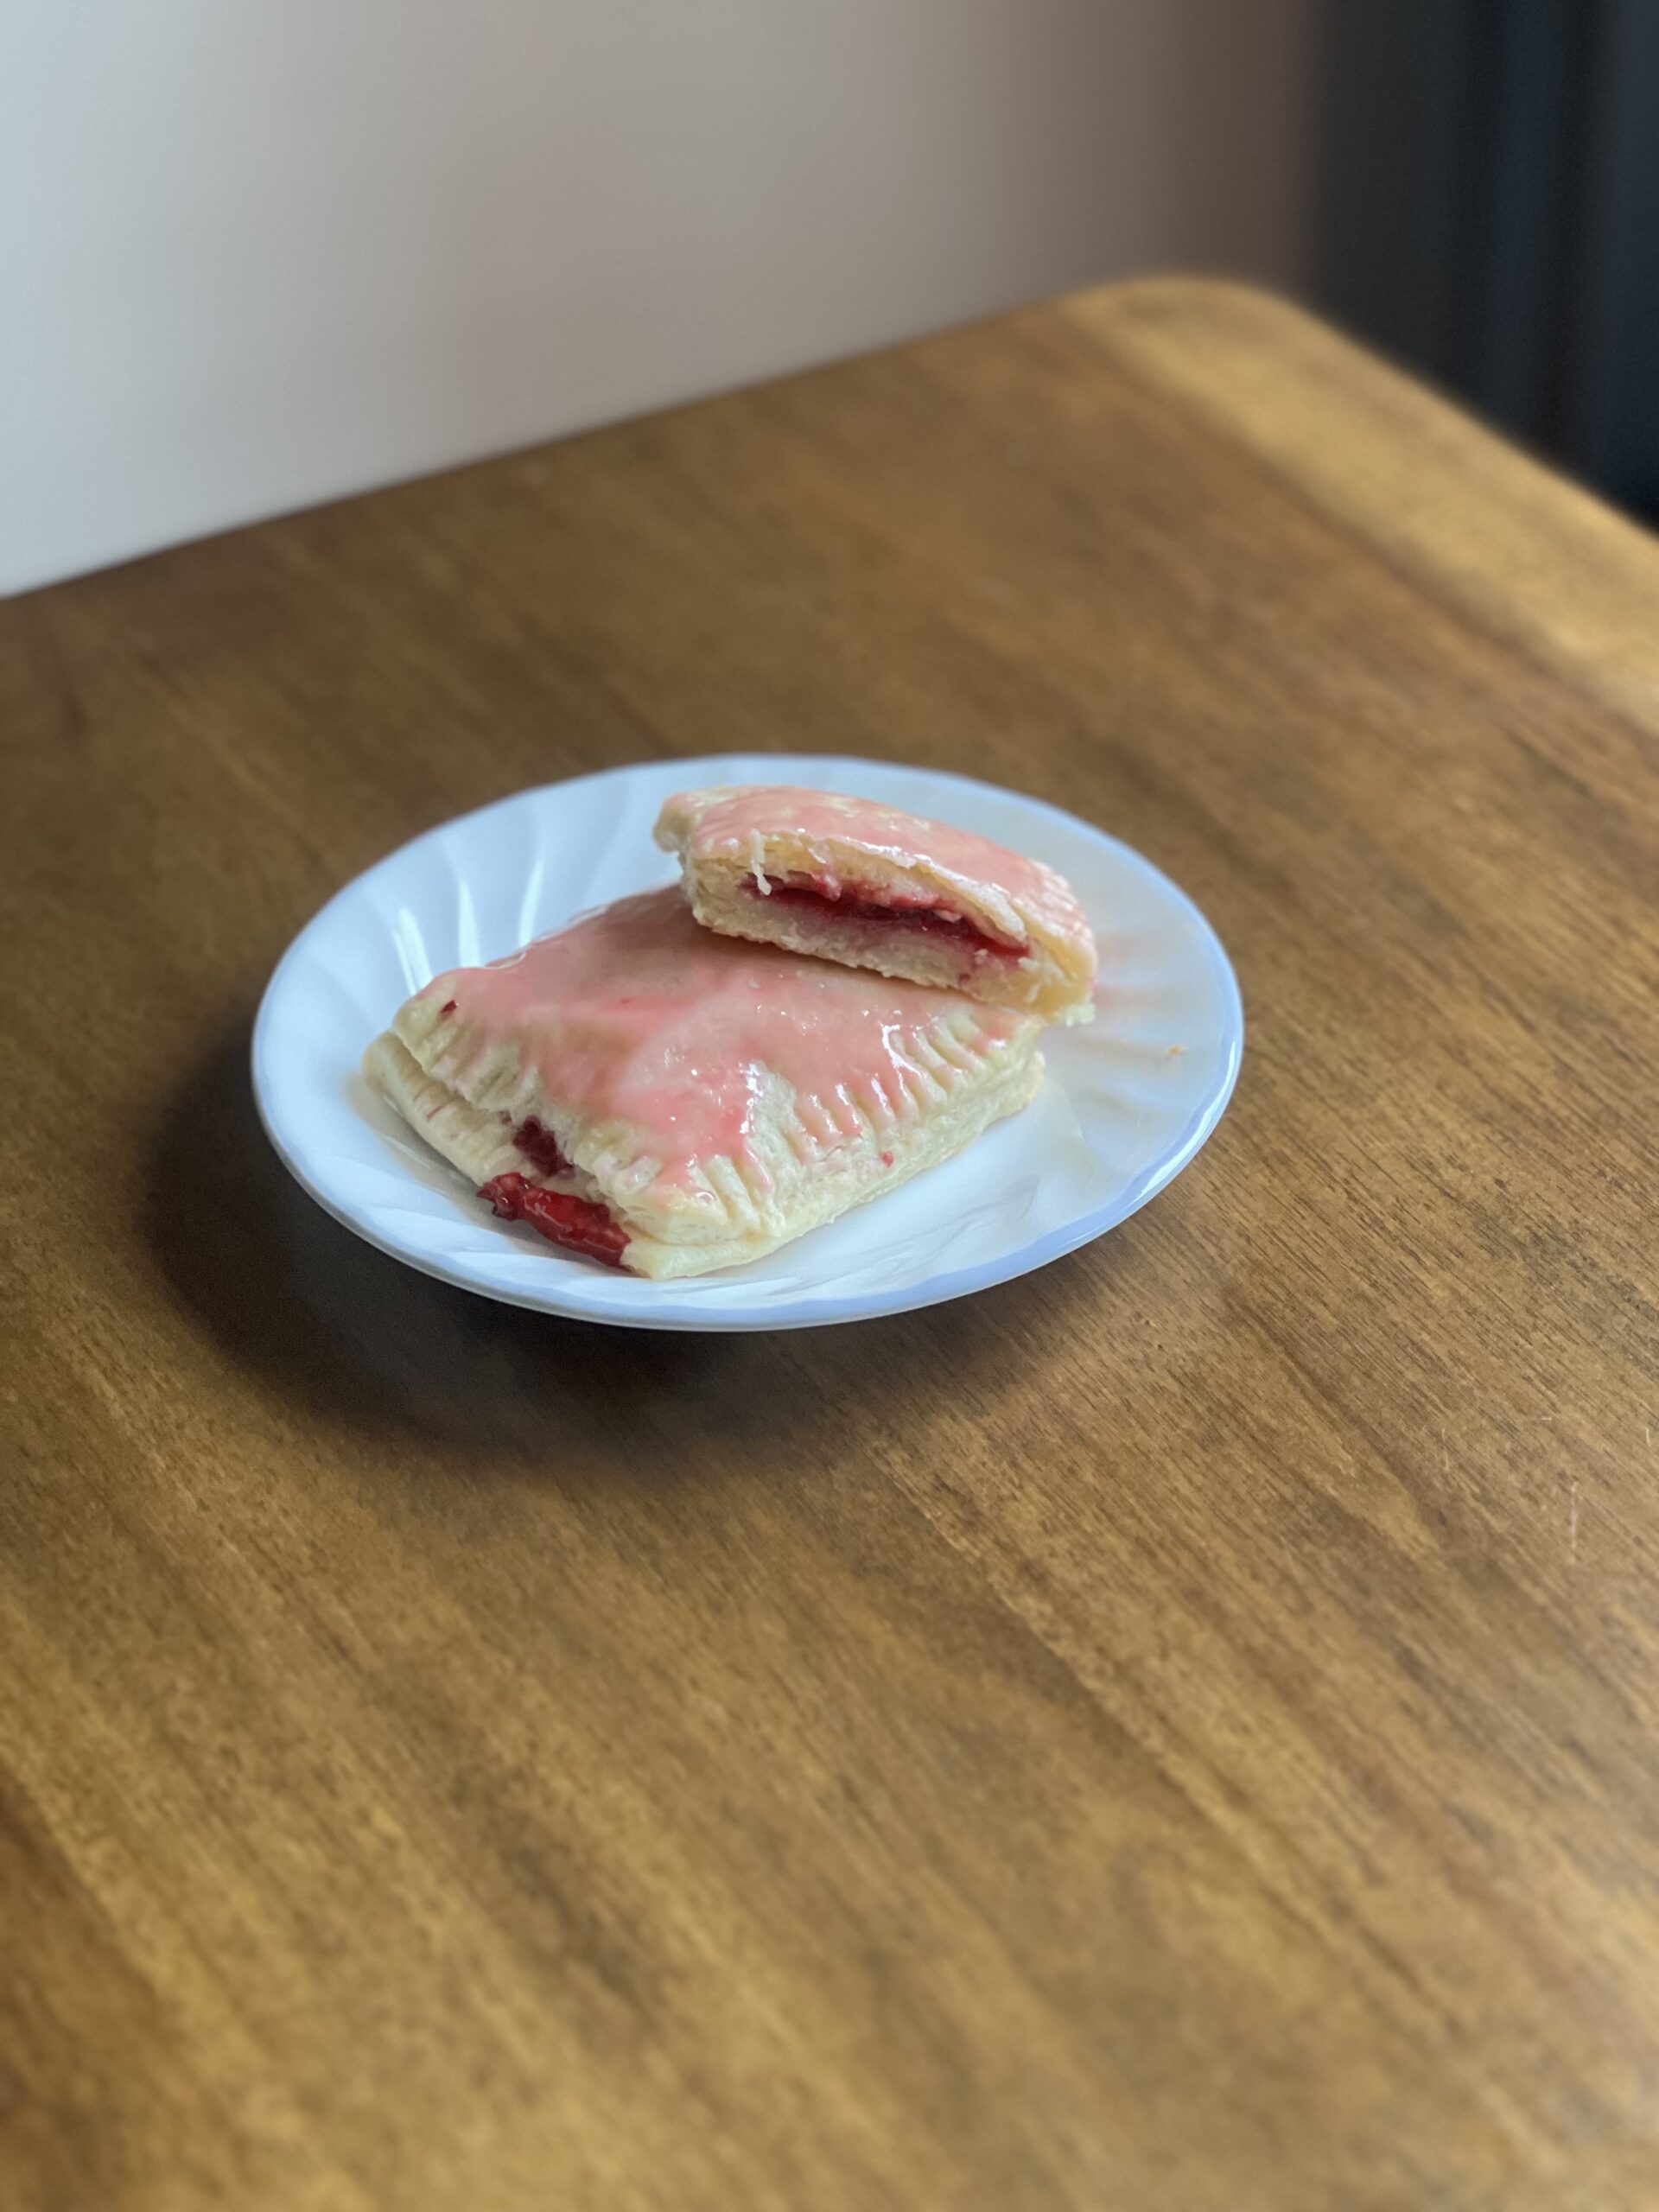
[
  {"left": 424, "top": 889, "right": 1027, "bottom": 1191},
  {"left": 671, "top": 785, "right": 1094, "bottom": 958}
]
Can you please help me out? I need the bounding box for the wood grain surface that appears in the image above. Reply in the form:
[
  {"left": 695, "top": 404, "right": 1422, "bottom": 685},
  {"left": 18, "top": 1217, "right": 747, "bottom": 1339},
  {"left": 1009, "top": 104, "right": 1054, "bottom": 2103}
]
[{"left": 4, "top": 278, "right": 1659, "bottom": 2211}]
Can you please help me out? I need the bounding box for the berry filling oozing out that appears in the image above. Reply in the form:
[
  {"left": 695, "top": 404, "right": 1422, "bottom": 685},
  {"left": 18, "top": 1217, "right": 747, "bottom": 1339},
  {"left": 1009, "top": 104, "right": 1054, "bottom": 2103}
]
[
  {"left": 479, "top": 1172, "right": 631, "bottom": 1268},
  {"left": 512, "top": 1116, "right": 575, "bottom": 1179}
]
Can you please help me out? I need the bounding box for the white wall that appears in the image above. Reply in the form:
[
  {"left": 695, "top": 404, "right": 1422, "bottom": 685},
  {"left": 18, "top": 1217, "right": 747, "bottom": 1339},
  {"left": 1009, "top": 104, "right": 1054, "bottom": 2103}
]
[{"left": 0, "top": 1, "right": 1319, "bottom": 595}]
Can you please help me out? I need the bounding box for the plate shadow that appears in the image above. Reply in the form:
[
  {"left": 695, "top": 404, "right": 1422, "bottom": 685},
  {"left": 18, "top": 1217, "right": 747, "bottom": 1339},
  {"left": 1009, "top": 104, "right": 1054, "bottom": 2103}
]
[{"left": 145, "top": 1020, "right": 1114, "bottom": 1478}]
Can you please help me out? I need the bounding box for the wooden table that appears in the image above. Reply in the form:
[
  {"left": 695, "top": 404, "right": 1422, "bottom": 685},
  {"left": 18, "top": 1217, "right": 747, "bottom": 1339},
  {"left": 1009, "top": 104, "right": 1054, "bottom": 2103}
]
[{"left": 5, "top": 279, "right": 1659, "bottom": 2211}]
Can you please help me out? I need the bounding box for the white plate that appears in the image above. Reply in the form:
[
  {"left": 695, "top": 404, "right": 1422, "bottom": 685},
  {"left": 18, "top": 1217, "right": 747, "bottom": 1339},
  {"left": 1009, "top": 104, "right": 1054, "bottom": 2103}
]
[{"left": 253, "top": 756, "right": 1242, "bottom": 1331}]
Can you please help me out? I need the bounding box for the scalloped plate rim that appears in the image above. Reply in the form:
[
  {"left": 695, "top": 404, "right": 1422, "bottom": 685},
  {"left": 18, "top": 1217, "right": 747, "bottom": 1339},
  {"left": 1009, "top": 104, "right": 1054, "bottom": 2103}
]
[{"left": 252, "top": 755, "right": 1243, "bottom": 1332}]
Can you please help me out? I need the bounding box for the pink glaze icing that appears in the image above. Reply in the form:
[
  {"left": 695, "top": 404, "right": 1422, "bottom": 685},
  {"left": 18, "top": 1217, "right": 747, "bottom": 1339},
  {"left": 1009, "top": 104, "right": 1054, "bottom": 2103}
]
[
  {"left": 420, "top": 888, "right": 1028, "bottom": 1192},
  {"left": 666, "top": 785, "right": 1096, "bottom": 967}
]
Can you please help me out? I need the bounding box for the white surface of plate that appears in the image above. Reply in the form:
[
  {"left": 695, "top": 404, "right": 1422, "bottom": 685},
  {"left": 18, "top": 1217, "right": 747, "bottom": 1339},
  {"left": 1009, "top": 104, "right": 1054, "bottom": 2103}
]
[{"left": 253, "top": 756, "right": 1243, "bottom": 1330}]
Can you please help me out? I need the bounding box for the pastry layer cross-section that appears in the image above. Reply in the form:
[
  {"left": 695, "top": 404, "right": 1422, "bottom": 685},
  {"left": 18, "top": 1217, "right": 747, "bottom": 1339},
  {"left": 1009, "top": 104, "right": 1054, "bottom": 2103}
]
[{"left": 654, "top": 785, "right": 1097, "bottom": 1022}]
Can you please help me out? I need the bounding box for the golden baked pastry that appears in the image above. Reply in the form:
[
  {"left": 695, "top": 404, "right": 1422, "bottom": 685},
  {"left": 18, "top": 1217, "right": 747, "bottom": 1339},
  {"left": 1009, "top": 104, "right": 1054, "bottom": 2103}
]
[
  {"left": 364, "top": 888, "right": 1043, "bottom": 1278},
  {"left": 655, "top": 785, "right": 1096, "bottom": 1022}
]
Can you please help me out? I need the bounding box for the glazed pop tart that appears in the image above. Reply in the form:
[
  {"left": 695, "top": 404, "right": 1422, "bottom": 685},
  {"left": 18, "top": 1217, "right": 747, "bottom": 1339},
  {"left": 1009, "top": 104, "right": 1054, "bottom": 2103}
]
[
  {"left": 364, "top": 888, "right": 1043, "bottom": 1278},
  {"left": 654, "top": 785, "right": 1097, "bottom": 1023}
]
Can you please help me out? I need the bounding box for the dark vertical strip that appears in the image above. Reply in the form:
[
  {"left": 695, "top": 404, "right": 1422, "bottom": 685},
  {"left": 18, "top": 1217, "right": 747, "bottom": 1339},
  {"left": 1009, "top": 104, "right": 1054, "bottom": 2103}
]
[
  {"left": 1455, "top": 0, "right": 1596, "bottom": 444},
  {"left": 1560, "top": 0, "right": 1659, "bottom": 516},
  {"left": 1313, "top": 0, "right": 1659, "bottom": 519},
  {"left": 1314, "top": 0, "right": 1482, "bottom": 388}
]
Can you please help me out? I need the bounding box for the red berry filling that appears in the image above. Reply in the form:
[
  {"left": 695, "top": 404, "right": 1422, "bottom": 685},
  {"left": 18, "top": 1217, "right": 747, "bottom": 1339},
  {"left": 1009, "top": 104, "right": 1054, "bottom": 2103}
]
[
  {"left": 742, "top": 873, "right": 1024, "bottom": 963},
  {"left": 512, "top": 1115, "right": 575, "bottom": 1178},
  {"left": 479, "top": 1173, "right": 630, "bottom": 1268}
]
